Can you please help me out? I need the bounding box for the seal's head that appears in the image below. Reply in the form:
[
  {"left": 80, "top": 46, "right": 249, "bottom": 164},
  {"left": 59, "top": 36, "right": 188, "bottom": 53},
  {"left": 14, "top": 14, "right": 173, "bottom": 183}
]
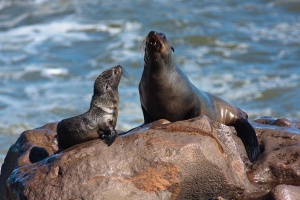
[
  {"left": 145, "top": 31, "right": 174, "bottom": 66},
  {"left": 94, "top": 65, "right": 124, "bottom": 96}
]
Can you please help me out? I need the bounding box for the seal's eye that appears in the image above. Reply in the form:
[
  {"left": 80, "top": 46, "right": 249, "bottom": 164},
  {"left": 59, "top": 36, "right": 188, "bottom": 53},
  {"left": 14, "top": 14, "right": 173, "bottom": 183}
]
[{"left": 159, "top": 33, "right": 166, "bottom": 39}]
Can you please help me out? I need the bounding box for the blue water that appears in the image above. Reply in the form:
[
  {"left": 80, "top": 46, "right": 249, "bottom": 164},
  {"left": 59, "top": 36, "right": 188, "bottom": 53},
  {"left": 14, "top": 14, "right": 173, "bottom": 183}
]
[{"left": 1, "top": 0, "right": 300, "bottom": 166}]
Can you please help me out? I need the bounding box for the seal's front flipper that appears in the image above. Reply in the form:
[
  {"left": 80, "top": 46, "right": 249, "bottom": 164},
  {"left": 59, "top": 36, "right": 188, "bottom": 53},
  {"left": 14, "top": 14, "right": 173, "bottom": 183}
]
[
  {"left": 100, "top": 130, "right": 117, "bottom": 146},
  {"left": 233, "top": 118, "right": 260, "bottom": 162}
]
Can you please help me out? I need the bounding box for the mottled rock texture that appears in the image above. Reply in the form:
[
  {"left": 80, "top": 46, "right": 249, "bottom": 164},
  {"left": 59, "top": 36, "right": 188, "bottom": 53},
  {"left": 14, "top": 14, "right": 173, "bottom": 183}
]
[
  {"left": 1, "top": 116, "right": 258, "bottom": 200},
  {"left": 269, "top": 185, "right": 300, "bottom": 200},
  {"left": 1, "top": 115, "right": 300, "bottom": 200},
  {"left": 0, "top": 122, "right": 58, "bottom": 200},
  {"left": 251, "top": 117, "right": 300, "bottom": 185},
  {"left": 253, "top": 116, "right": 300, "bottom": 129}
]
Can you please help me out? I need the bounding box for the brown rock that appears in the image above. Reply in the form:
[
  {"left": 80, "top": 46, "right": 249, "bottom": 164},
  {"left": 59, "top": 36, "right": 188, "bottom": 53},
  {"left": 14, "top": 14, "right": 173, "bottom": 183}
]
[
  {"left": 3, "top": 116, "right": 259, "bottom": 200},
  {"left": 3, "top": 116, "right": 300, "bottom": 200},
  {"left": 250, "top": 121, "right": 300, "bottom": 185},
  {"left": 253, "top": 116, "right": 300, "bottom": 129},
  {"left": 0, "top": 123, "right": 58, "bottom": 199},
  {"left": 269, "top": 185, "right": 300, "bottom": 200}
]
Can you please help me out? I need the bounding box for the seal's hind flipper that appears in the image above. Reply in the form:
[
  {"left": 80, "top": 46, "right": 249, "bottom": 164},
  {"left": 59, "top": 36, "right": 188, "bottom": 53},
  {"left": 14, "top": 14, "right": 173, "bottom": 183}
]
[{"left": 233, "top": 118, "right": 260, "bottom": 162}]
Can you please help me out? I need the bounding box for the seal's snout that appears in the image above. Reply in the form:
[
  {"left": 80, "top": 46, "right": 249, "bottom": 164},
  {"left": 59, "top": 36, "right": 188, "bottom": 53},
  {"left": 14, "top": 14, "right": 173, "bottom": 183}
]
[
  {"left": 148, "top": 31, "right": 157, "bottom": 37},
  {"left": 146, "top": 31, "right": 162, "bottom": 51},
  {"left": 147, "top": 31, "right": 158, "bottom": 45},
  {"left": 113, "top": 65, "right": 128, "bottom": 79},
  {"left": 114, "top": 65, "right": 122, "bottom": 73},
  {"left": 149, "top": 38, "right": 157, "bottom": 45},
  {"left": 113, "top": 65, "right": 122, "bottom": 79}
]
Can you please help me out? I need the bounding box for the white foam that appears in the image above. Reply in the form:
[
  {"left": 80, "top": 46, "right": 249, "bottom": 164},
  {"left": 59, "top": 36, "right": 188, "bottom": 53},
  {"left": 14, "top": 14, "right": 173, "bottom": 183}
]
[
  {"left": 240, "top": 22, "right": 300, "bottom": 44},
  {"left": 41, "top": 68, "right": 69, "bottom": 78},
  {"left": 1, "top": 22, "right": 83, "bottom": 41},
  {"left": 188, "top": 64, "right": 300, "bottom": 104},
  {"left": 0, "top": 20, "right": 142, "bottom": 56},
  {"left": 0, "top": 65, "right": 69, "bottom": 80}
]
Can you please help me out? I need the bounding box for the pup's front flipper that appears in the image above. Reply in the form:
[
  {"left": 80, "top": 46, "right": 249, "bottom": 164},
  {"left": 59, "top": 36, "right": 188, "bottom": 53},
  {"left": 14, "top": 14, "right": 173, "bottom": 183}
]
[{"left": 99, "top": 129, "right": 118, "bottom": 146}]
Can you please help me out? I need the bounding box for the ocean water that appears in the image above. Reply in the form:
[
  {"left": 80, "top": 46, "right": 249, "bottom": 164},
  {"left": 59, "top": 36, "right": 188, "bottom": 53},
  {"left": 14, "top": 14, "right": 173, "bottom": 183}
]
[{"left": 1, "top": 0, "right": 300, "bottom": 166}]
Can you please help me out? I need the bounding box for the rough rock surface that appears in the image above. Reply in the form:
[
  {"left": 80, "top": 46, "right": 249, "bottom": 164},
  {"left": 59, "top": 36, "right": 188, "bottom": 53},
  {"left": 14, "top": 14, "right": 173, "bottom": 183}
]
[
  {"left": 1, "top": 115, "right": 300, "bottom": 199},
  {"left": 251, "top": 118, "right": 300, "bottom": 186},
  {"left": 253, "top": 116, "right": 300, "bottom": 129},
  {"left": 0, "top": 122, "right": 58, "bottom": 199},
  {"left": 1, "top": 116, "right": 259, "bottom": 200},
  {"left": 268, "top": 185, "right": 300, "bottom": 200}
]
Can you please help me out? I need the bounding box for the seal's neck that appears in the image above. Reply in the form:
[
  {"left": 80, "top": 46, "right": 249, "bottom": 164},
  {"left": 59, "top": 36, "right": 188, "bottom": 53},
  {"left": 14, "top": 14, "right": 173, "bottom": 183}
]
[
  {"left": 90, "top": 92, "right": 119, "bottom": 109},
  {"left": 144, "top": 51, "right": 174, "bottom": 74}
]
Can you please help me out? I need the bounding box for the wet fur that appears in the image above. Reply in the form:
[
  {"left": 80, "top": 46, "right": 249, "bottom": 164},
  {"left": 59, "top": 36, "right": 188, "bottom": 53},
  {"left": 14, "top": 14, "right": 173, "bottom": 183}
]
[
  {"left": 57, "top": 66, "right": 123, "bottom": 149},
  {"left": 139, "top": 31, "right": 260, "bottom": 162}
]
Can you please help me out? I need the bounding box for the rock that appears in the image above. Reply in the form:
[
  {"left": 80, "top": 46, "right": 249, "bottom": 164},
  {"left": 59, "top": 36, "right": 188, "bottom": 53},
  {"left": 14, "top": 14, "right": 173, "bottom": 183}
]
[
  {"left": 269, "top": 185, "right": 300, "bottom": 200},
  {"left": 250, "top": 121, "right": 300, "bottom": 185},
  {"left": 2, "top": 116, "right": 259, "bottom": 200},
  {"left": 0, "top": 122, "right": 58, "bottom": 200},
  {"left": 253, "top": 116, "right": 300, "bottom": 129},
  {"left": 2, "top": 116, "right": 300, "bottom": 200}
]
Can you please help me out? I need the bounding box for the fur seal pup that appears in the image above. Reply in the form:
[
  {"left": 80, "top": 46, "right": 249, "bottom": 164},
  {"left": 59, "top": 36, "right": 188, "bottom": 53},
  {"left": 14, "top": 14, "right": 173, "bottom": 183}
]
[
  {"left": 139, "top": 31, "right": 260, "bottom": 162},
  {"left": 57, "top": 65, "right": 124, "bottom": 149}
]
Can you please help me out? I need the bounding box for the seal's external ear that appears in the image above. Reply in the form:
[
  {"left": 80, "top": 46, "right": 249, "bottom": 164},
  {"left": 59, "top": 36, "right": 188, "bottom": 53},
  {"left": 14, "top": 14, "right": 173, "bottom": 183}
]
[{"left": 171, "top": 46, "right": 175, "bottom": 52}]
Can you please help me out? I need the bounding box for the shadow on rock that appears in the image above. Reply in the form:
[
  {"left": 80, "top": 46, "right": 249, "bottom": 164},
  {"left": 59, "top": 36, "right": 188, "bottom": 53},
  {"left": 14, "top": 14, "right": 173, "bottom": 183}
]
[{"left": 1, "top": 116, "right": 300, "bottom": 199}]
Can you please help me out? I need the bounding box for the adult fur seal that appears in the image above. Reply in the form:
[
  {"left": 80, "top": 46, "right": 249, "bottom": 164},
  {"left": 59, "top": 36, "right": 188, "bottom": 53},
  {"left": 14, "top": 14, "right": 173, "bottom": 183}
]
[
  {"left": 57, "top": 65, "right": 124, "bottom": 149},
  {"left": 139, "top": 31, "right": 260, "bottom": 162}
]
